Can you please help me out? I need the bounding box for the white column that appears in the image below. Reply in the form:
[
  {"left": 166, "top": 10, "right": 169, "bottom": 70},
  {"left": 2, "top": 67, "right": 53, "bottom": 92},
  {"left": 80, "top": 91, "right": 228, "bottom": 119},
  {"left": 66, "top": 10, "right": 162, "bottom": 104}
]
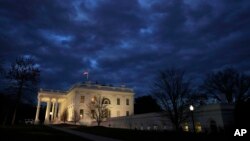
[
  {"left": 58, "top": 103, "right": 61, "bottom": 120},
  {"left": 34, "top": 98, "right": 41, "bottom": 124},
  {"left": 44, "top": 99, "right": 51, "bottom": 124},
  {"left": 51, "top": 102, "right": 55, "bottom": 121},
  {"left": 54, "top": 100, "right": 58, "bottom": 119}
]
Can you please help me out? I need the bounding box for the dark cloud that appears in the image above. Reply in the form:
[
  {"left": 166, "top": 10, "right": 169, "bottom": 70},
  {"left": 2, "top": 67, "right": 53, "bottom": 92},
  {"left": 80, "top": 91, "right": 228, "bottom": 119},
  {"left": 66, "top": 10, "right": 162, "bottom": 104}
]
[{"left": 1, "top": 0, "right": 250, "bottom": 97}]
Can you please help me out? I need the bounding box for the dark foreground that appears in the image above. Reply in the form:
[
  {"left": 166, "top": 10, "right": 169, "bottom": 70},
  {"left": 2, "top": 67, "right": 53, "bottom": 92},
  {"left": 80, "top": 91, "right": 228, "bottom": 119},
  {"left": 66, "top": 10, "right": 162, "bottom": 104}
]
[
  {"left": 57, "top": 124, "right": 248, "bottom": 141},
  {"left": 1, "top": 124, "right": 248, "bottom": 141},
  {"left": 0, "top": 125, "right": 90, "bottom": 141}
]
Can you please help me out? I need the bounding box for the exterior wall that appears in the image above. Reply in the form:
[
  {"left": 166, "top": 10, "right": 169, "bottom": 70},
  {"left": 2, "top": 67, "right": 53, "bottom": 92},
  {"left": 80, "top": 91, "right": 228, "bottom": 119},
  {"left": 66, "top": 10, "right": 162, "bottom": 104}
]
[
  {"left": 71, "top": 87, "right": 134, "bottom": 125},
  {"left": 194, "top": 104, "right": 234, "bottom": 132},
  {"left": 100, "top": 112, "right": 173, "bottom": 130},
  {"left": 99, "top": 104, "right": 234, "bottom": 132}
]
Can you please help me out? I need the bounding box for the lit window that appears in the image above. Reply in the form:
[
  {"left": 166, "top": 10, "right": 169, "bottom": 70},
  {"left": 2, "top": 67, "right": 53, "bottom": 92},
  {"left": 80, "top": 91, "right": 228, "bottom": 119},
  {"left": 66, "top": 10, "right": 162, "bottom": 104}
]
[
  {"left": 126, "top": 99, "right": 129, "bottom": 105},
  {"left": 183, "top": 122, "right": 189, "bottom": 132},
  {"left": 195, "top": 122, "right": 202, "bottom": 133},
  {"left": 117, "top": 98, "right": 120, "bottom": 105},
  {"left": 80, "top": 109, "right": 84, "bottom": 119},
  {"left": 91, "top": 96, "right": 96, "bottom": 103},
  {"left": 80, "top": 96, "right": 85, "bottom": 103},
  {"left": 184, "top": 125, "right": 189, "bottom": 132}
]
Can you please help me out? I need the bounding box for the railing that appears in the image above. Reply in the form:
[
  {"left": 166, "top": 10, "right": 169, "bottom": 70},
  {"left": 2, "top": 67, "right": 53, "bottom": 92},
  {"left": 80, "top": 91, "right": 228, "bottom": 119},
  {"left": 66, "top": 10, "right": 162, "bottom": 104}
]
[
  {"left": 69, "top": 83, "right": 134, "bottom": 92},
  {"left": 39, "top": 88, "right": 67, "bottom": 94},
  {"left": 39, "top": 83, "right": 134, "bottom": 93}
]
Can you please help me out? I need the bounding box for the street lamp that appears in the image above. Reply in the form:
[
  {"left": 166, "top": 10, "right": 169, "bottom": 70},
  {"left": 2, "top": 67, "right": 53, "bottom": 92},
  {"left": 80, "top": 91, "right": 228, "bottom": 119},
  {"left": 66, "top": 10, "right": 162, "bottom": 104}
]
[{"left": 189, "top": 105, "right": 195, "bottom": 133}]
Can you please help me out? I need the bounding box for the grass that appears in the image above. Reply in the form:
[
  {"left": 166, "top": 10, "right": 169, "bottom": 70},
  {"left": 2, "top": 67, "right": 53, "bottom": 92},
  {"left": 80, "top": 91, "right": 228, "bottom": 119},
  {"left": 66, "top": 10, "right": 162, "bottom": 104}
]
[{"left": 0, "top": 125, "right": 90, "bottom": 141}]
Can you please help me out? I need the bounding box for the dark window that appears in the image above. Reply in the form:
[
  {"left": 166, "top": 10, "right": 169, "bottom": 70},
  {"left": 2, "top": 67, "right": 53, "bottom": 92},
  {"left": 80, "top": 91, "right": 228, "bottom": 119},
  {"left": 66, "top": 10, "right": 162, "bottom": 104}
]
[
  {"left": 126, "top": 111, "right": 129, "bottom": 116},
  {"left": 80, "top": 96, "right": 85, "bottom": 103},
  {"left": 104, "top": 109, "right": 111, "bottom": 118},
  {"left": 91, "top": 110, "right": 95, "bottom": 118},
  {"left": 117, "top": 98, "right": 120, "bottom": 105},
  {"left": 126, "top": 99, "right": 129, "bottom": 105}
]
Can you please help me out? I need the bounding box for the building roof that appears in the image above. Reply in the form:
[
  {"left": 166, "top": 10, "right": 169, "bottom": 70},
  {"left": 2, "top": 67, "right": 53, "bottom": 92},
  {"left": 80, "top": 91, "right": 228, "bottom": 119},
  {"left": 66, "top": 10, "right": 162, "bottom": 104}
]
[
  {"left": 39, "top": 81, "right": 134, "bottom": 94},
  {"left": 69, "top": 82, "right": 134, "bottom": 93}
]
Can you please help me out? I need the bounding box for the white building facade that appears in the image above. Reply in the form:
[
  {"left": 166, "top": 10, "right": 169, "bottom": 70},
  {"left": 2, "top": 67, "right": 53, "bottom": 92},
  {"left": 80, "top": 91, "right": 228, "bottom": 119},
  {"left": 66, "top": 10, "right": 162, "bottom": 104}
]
[{"left": 34, "top": 82, "right": 134, "bottom": 125}]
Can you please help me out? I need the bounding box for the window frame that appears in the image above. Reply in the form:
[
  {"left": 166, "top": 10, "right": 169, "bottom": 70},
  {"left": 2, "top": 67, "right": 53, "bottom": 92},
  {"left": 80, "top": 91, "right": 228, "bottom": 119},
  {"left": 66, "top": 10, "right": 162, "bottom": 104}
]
[
  {"left": 126, "top": 98, "right": 129, "bottom": 105},
  {"left": 117, "top": 98, "right": 120, "bottom": 105},
  {"left": 80, "top": 96, "right": 85, "bottom": 103}
]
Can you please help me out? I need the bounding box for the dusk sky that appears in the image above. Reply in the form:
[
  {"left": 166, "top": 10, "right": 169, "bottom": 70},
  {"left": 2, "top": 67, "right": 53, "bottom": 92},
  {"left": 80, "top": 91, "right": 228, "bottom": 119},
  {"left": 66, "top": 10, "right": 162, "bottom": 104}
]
[{"left": 1, "top": 0, "right": 250, "bottom": 97}]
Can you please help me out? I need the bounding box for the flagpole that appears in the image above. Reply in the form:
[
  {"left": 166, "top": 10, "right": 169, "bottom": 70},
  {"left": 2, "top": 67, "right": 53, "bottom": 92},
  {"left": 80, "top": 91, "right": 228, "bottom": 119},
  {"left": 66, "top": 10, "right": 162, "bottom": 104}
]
[{"left": 84, "top": 71, "right": 89, "bottom": 81}]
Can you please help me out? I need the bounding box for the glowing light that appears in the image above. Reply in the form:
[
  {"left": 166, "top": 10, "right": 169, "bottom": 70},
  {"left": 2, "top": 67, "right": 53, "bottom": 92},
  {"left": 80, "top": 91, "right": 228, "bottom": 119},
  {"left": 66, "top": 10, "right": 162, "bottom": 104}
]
[{"left": 189, "top": 105, "right": 194, "bottom": 111}]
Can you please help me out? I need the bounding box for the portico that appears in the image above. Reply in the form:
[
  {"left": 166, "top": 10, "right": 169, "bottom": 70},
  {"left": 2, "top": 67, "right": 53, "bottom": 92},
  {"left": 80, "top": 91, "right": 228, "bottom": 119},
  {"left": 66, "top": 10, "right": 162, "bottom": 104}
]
[{"left": 35, "top": 89, "right": 66, "bottom": 124}]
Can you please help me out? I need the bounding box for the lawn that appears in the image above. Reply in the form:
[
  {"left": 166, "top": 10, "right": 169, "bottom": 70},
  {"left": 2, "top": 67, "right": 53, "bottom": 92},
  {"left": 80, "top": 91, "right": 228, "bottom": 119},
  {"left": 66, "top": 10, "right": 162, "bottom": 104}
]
[{"left": 0, "top": 125, "right": 90, "bottom": 141}]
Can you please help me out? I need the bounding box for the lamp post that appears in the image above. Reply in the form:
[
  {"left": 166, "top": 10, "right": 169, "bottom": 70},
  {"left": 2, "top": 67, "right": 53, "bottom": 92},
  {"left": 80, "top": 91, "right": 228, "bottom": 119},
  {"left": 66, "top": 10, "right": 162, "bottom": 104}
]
[{"left": 189, "top": 105, "right": 195, "bottom": 133}]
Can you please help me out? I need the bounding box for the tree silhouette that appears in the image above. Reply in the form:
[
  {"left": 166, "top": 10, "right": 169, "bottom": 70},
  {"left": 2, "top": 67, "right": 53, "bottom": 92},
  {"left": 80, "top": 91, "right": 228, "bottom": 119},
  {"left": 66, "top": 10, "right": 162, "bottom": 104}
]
[
  {"left": 61, "top": 109, "right": 68, "bottom": 123},
  {"left": 87, "top": 96, "right": 109, "bottom": 126},
  {"left": 152, "top": 68, "right": 192, "bottom": 131},
  {"left": 6, "top": 56, "right": 40, "bottom": 125},
  {"left": 201, "top": 68, "right": 250, "bottom": 104},
  {"left": 134, "top": 95, "right": 162, "bottom": 114},
  {"left": 73, "top": 110, "right": 80, "bottom": 125}
]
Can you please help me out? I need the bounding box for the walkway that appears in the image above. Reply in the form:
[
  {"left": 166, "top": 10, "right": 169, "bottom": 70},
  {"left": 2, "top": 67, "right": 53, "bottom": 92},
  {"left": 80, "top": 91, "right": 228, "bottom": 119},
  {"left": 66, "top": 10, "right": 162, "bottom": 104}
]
[{"left": 48, "top": 125, "right": 122, "bottom": 141}]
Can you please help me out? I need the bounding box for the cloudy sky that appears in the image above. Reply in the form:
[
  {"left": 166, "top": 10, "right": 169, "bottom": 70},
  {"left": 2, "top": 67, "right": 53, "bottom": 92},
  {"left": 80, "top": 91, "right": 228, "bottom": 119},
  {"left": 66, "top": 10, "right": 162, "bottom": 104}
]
[{"left": 1, "top": 0, "right": 250, "bottom": 97}]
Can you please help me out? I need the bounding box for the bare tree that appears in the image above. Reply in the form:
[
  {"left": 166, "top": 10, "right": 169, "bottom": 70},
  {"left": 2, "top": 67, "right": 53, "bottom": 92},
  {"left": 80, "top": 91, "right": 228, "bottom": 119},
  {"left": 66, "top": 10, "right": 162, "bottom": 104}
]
[
  {"left": 201, "top": 68, "right": 250, "bottom": 104},
  {"left": 61, "top": 109, "right": 68, "bottom": 123},
  {"left": 6, "top": 56, "right": 40, "bottom": 125},
  {"left": 235, "top": 73, "right": 250, "bottom": 104},
  {"left": 152, "top": 68, "right": 191, "bottom": 131},
  {"left": 73, "top": 110, "right": 80, "bottom": 125},
  {"left": 87, "top": 96, "right": 109, "bottom": 126}
]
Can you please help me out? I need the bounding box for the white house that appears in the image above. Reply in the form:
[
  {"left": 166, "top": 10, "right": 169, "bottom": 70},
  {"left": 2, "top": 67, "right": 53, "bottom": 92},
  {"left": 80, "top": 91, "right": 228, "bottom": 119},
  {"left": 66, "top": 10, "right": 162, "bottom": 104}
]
[
  {"left": 35, "top": 81, "right": 234, "bottom": 133},
  {"left": 34, "top": 81, "right": 134, "bottom": 125}
]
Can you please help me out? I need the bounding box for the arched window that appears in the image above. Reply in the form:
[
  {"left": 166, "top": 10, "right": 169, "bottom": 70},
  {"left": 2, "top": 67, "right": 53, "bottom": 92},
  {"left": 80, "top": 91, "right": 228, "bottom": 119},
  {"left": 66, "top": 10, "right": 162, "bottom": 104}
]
[{"left": 102, "top": 98, "right": 111, "bottom": 104}]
